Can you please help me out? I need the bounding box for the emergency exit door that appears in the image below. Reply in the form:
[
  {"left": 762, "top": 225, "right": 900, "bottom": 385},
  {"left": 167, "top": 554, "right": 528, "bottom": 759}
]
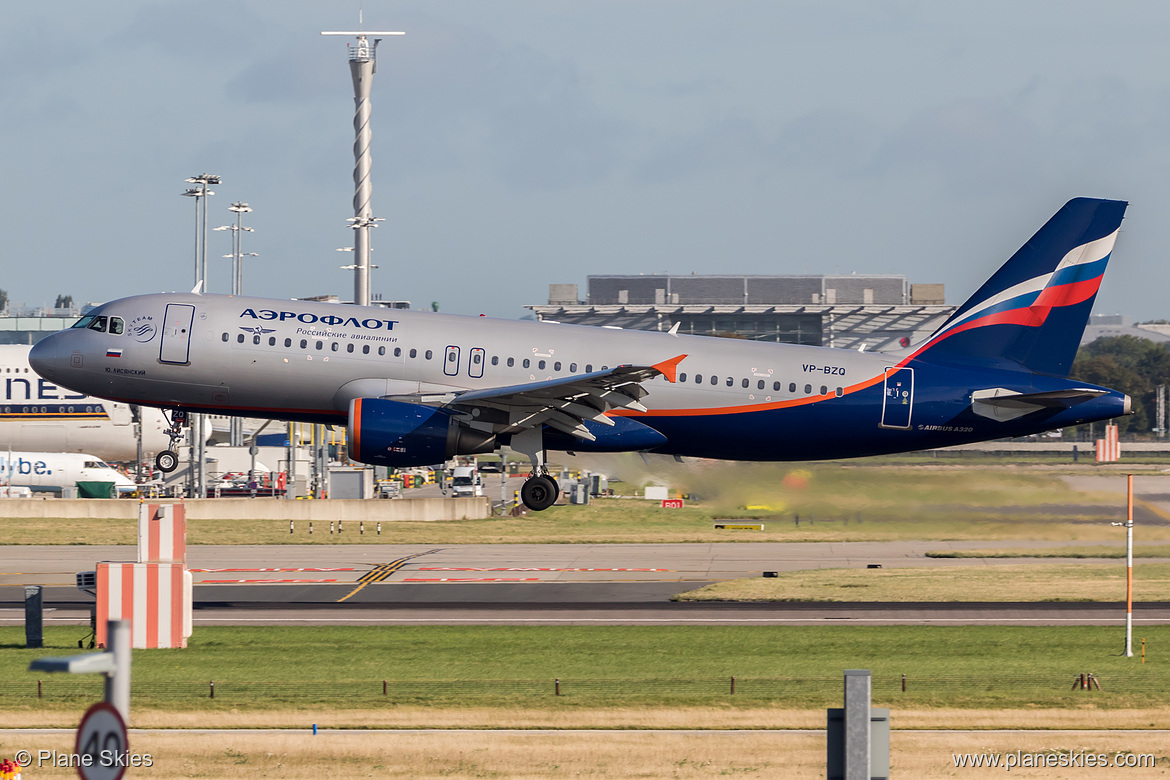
[
  {"left": 879, "top": 367, "right": 914, "bottom": 429},
  {"left": 159, "top": 304, "right": 195, "bottom": 365}
]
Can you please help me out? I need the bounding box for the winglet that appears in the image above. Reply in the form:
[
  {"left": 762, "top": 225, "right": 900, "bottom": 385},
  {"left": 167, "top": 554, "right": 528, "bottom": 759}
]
[
  {"left": 190, "top": 281, "right": 204, "bottom": 295},
  {"left": 651, "top": 354, "right": 688, "bottom": 383},
  {"left": 667, "top": 322, "right": 681, "bottom": 336}
]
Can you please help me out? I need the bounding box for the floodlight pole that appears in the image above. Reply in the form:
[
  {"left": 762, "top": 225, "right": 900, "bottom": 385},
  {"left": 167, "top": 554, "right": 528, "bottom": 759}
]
[
  {"left": 321, "top": 28, "right": 403, "bottom": 306},
  {"left": 182, "top": 175, "right": 220, "bottom": 499}
]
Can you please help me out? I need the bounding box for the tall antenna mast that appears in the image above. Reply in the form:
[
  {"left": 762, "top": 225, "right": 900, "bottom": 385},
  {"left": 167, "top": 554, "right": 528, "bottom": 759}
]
[{"left": 321, "top": 23, "right": 404, "bottom": 307}]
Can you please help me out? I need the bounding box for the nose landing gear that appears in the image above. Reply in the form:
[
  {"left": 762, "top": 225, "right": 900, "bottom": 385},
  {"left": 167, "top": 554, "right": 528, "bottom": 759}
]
[{"left": 154, "top": 410, "right": 187, "bottom": 473}]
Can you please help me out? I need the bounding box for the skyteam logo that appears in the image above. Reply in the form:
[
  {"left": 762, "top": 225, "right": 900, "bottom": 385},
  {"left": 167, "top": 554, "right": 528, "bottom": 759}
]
[
  {"left": 129, "top": 315, "right": 157, "bottom": 343},
  {"left": 240, "top": 308, "right": 398, "bottom": 331}
]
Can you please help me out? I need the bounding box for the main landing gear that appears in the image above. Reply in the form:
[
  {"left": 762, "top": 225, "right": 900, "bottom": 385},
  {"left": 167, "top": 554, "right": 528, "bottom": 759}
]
[
  {"left": 512, "top": 428, "right": 559, "bottom": 511},
  {"left": 520, "top": 472, "right": 559, "bottom": 512},
  {"left": 154, "top": 410, "right": 187, "bottom": 473}
]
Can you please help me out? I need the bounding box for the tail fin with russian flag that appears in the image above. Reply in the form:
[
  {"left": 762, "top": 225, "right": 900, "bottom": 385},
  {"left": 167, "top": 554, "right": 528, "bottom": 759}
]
[{"left": 910, "top": 197, "right": 1127, "bottom": 377}]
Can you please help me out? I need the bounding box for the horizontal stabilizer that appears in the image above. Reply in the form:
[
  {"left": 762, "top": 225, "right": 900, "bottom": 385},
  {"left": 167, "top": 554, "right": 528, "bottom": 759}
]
[{"left": 971, "top": 388, "right": 1107, "bottom": 422}]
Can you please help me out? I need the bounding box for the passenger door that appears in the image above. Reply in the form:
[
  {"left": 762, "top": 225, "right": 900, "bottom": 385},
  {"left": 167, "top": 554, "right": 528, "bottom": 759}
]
[
  {"left": 159, "top": 304, "right": 196, "bottom": 365},
  {"left": 880, "top": 367, "right": 914, "bottom": 429}
]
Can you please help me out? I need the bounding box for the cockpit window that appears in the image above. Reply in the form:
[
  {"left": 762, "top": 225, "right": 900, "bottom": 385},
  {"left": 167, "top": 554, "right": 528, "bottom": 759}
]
[
  {"left": 83, "top": 460, "right": 110, "bottom": 469},
  {"left": 109, "top": 317, "right": 125, "bottom": 335},
  {"left": 87, "top": 316, "right": 108, "bottom": 333},
  {"left": 71, "top": 316, "right": 96, "bottom": 329}
]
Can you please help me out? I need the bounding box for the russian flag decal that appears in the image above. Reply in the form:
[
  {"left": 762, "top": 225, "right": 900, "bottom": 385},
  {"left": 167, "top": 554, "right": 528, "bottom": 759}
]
[{"left": 106, "top": 348, "right": 123, "bottom": 358}]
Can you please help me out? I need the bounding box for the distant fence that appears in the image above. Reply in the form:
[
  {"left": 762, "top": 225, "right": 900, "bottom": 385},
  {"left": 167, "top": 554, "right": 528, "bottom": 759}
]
[{"left": 7, "top": 673, "right": 1170, "bottom": 703}]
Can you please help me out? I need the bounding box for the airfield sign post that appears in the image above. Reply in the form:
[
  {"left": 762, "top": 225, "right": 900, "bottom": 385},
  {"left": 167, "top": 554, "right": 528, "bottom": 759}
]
[
  {"left": 29, "top": 619, "right": 131, "bottom": 721},
  {"left": 1113, "top": 474, "right": 1136, "bottom": 657}
]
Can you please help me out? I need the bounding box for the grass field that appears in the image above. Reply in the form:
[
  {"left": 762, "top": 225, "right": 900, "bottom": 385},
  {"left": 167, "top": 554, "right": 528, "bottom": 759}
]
[
  {"left": 4, "top": 625, "right": 1169, "bottom": 725},
  {"left": 673, "top": 563, "right": 1170, "bottom": 602},
  {"left": 0, "top": 464, "right": 1157, "bottom": 545},
  {"left": 1, "top": 730, "right": 1166, "bottom": 779}
]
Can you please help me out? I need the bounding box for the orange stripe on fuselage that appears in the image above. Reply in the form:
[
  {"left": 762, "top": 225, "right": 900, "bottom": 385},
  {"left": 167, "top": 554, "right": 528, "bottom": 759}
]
[{"left": 611, "top": 369, "right": 890, "bottom": 418}]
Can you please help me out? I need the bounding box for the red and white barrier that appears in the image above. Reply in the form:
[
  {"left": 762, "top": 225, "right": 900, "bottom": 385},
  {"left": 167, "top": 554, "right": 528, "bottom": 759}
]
[
  {"left": 96, "top": 562, "right": 192, "bottom": 649},
  {"left": 95, "top": 502, "right": 192, "bottom": 649},
  {"left": 1096, "top": 424, "right": 1120, "bottom": 463},
  {"left": 137, "top": 502, "right": 186, "bottom": 564}
]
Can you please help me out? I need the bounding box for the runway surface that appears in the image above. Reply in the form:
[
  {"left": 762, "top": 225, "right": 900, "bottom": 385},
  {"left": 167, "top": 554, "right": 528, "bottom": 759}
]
[{"left": 2, "top": 541, "right": 1167, "bottom": 626}]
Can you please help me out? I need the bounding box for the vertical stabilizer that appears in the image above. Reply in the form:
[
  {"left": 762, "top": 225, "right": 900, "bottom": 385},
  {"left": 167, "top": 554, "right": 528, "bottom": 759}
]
[{"left": 911, "top": 197, "right": 1127, "bottom": 376}]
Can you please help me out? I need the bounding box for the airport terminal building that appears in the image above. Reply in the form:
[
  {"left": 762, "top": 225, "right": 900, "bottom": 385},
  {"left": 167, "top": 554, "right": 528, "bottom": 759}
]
[{"left": 527, "top": 275, "right": 954, "bottom": 351}]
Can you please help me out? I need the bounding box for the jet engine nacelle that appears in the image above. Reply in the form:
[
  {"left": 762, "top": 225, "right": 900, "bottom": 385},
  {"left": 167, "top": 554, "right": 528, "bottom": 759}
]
[{"left": 348, "top": 398, "right": 496, "bottom": 468}]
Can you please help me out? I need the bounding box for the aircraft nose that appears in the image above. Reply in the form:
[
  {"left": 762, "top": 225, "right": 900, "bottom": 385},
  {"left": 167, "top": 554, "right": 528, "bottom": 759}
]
[{"left": 29, "top": 334, "right": 65, "bottom": 379}]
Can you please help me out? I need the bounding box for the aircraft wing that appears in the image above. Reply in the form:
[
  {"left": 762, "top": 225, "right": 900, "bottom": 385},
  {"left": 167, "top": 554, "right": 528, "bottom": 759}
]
[
  {"left": 971, "top": 388, "right": 1107, "bottom": 422},
  {"left": 396, "top": 355, "right": 686, "bottom": 442}
]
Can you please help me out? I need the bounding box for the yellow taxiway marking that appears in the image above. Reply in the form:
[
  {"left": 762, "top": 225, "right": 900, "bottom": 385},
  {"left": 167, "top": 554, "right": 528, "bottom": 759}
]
[{"left": 336, "top": 549, "right": 442, "bottom": 603}]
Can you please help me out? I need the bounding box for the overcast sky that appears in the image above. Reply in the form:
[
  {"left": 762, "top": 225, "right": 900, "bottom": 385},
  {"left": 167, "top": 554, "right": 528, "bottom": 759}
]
[{"left": 3, "top": 1, "right": 1168, "bottom": 320}]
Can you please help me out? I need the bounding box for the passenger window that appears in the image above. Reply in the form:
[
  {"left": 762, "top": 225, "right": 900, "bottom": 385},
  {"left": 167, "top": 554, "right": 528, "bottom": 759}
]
[
  {"left": 554, "top": 361, "right": 561, "bottom": 371},
  {"left": 425, "top": 350, "right": 433, "bottom": 360},
  {"left": 448, "top": 352, "right": 457, "bottom": 364},
  {"left": 269, "top": 337, "right": 276, "bottom": 346},
  {"left": 410, "top": 349, "right": 417, "bottom": 358},
  {"left": 362, "top": 345, "right": 370, "bottom": 354},
  {"left": 743, "top": 379, "right": 750, "bottom": 389},
  {"left": 88, "top": 316, "right": 108, "bottom": 333},
  {"left": 679, "top": 372, "right": 687, "bottom": 382},
  {"left": 804, "top": 384, "right": 812, "bottom": 394},
  {"left": 491, "top": 356, "right": 499, "bottom": 366},
  {"left": 602, "top": 366, "right": 609, "bottom": 370},
  {"left": 538, "top": 360, "right": 546, "bottom": 370},
  {"left": 726, "top": 377, "right": 733, "bottom": 387},
  {"left": 253, "top": 335, "right": 260, "bottom": 345},
  {"left": 221, "top": 333, "right": 228, "bottom": 342},
  {"left": 773, "top": 381, "right": 780, "bottom": 391},
  {"left": 820, "top": 385, "right": 828, "bottom": 395},
  {"left": 523, "top": 359, "right": 530, "bottom": 368},
  {"left": 570, "top": 363, "right": 577, "bottom": 372},
  {"left": 237, "top": 334, "right": 245, "bottom": 344},
  {"left": 347, "top": 343, "right": 354, "bottom": 353},
  {"left": 836, "top": 387, "right": 844, "bottom": 397},
  {"left": 300, "top": 339, "right": 307, "bottom": 349},
  {"left": 109, "top": 317, "right": 125, "bottom": 335},
  {"left": 507, "top": 357, "right": 515, "bottom": 367},
  {"left": 474, "top": 353, "right": 482, "bottom": 365},
  {"left": 710, "top": 376, "right": 718, "bottom": 385},
  {"left": 285, "top": 338, "right": 292, "bottom": 347},
  {"left": 586, "top": 364, "right": 593, "bottom": 372},
  {"left": 378, "top": 346, "right": 386, "bottom": 356},
  {"left": 694, "top": 374, "right": 702, "bottom": 383},
  {"left": 315, "top": 341, "right": 323, "bottom": 350},
  {"left": 789, "top": 383, "right": 797, "bottom": 393},
  {"left": 394, "top": 347, "right": 401, "bottom": 357},
  {"left": 331, "top": 342, "right": 339, "bottom": 352}
]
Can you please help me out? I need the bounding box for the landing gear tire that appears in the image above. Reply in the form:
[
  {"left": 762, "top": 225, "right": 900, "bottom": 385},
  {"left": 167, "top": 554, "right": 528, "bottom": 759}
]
[
  {"left": 155, "top": 450, "right": 179, "bottom": 473},
  {"left": 547, "top": 477, "right": 559, "bottom": 496},
  {"left": 521, "top": 475, "right": 558, "bottom": 511}
]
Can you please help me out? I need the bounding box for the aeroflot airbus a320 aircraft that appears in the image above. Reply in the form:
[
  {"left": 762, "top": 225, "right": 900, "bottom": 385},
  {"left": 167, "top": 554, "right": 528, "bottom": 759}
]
[{"left": 30, "top": 198, "right": 1131, "bottom": 510}]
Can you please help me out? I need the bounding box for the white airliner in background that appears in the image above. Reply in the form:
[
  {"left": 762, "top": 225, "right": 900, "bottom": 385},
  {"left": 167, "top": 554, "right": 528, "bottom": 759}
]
[
  {"left": 0, "top": 450, "right": 137, "bottom": 495},
  {"left": 0, "top": 345, "right": 170, "bottom": 461}
]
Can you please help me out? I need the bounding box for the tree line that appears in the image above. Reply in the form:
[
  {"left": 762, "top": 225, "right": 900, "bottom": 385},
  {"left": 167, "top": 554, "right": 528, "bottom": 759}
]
[{"left": 1070, "top": 335, "right": 1170, "bottom": 435}]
